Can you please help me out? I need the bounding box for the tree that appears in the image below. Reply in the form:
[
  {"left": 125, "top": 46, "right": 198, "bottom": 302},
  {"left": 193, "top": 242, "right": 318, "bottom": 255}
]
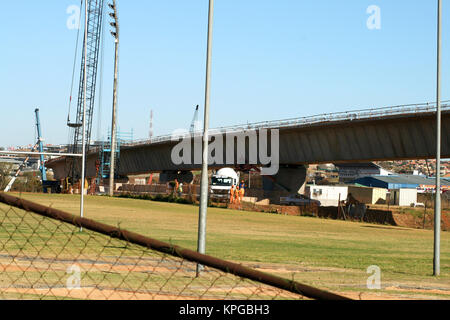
[
  {"left": 0, "top": 163, "right": 12, "bottom": 190},
  {"left": 11, "top": 171, "right": 43, "bottom": 193}
]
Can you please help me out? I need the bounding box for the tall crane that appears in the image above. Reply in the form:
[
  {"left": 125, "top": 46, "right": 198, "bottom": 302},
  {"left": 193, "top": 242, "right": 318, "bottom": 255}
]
[
  {"left": 67, "top": 0, "right": 105, "bottom": 182},
  {"left": 190, "top": 105, "right": 200, "bottom": 133},
  {"left": 35, "top": 108, "right": 47, "bottom": 181}
]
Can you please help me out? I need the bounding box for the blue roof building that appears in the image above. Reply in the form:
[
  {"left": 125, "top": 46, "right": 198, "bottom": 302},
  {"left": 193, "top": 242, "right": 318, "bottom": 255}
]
[{"left": 353, "top": 175, "right": 450, "bottom": 190}]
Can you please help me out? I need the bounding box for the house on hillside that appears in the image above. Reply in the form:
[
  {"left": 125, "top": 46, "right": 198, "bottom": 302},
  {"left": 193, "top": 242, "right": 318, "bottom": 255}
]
[{"left": 335, "top": 163, "right": 393, "bottom": 183}]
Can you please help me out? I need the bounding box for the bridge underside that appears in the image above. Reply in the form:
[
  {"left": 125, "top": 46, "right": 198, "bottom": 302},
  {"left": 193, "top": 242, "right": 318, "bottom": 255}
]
[{"left": 47, "top": 111, "right": 450, "bottom": 191}]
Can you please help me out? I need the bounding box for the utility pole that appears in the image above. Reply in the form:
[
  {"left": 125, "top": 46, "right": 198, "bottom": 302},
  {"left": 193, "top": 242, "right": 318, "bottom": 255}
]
[
  {"left": 109, "top": 0, "right": 119, "bottom": 197},
  {"left": 434, "top": 0, "right": 442, "bottom": 277},
  {"left": 197, "top": 0, "right": 214, "bottom": 276}
]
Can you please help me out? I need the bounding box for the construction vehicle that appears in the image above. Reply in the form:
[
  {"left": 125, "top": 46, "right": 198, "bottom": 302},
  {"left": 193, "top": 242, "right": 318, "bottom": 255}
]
[{"left": 210, "top": 168, "right": 240, "bottom": 201}]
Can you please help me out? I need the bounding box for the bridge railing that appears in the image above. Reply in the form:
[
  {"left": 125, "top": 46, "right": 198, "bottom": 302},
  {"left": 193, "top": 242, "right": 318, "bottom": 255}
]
[{"left": 121, "top": 101, "right": 450, "bottom": 148}]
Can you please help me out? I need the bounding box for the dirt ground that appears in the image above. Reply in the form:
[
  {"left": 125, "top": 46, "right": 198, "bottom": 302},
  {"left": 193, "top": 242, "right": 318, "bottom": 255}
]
[
  {"left": 247, "top": 262, "right": 450, "bottom": 300},
  {"left": 0, "top": 256, "right": 300, "bottom": 301},
  {"left": 2, "top": 257, "right": 449, "bottom": 300}
]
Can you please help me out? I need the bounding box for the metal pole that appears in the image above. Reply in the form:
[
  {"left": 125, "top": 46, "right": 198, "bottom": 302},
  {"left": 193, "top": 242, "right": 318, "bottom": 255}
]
[
  {"left": 109, "top": 0, "right": 119, "bottom": 197},
  {"left": 80, "top": 0, "right": 89, "bottom": 232},
  {"left": 197, "top": 0, "right": 214, "bottom": 276},
  {"left": 434, "top": 0, "right": 442, "bottom": 277}
]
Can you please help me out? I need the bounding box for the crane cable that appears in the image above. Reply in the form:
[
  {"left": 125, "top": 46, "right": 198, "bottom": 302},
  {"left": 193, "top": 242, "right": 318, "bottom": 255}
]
[{"left": 67, "top": 0, "right": 84, "bottom": 125}]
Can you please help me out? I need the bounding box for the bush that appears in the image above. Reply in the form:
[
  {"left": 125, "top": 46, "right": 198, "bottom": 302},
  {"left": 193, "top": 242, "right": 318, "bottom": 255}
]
[
  {"left": 10, "top": 172, "right": 43, "bottom": 193},
  {"left": 117, "top": 193, "right": 194, "bottom": 205},
  {"left": 0, "top": 164, "right": 12, "bottom": 190}
]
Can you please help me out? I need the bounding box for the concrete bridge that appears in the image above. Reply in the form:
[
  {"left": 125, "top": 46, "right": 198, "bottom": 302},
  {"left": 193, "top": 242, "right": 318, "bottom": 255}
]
[{"left": 47, "top": 102, "right": 450, "bottom": 192}]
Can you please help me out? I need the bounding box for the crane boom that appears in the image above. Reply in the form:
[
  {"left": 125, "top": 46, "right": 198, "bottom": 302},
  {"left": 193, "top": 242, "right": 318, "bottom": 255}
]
[
  {"left": 190, "top": 105, "right": 200, "bottom": 133},
  {"left": 68, "top": 0, "right": 105, "bottom": 182}
]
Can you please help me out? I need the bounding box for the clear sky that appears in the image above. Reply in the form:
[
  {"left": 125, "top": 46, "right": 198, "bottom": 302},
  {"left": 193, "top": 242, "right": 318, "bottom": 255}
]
[{"left": 1, "top": 0, "right": 449, "bottom": 148}]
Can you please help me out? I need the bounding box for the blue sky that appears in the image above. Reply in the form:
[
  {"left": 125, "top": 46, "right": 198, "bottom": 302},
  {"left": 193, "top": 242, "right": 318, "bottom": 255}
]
[{"left": 0, "top": 1, "right": 448, "bottom": 147}]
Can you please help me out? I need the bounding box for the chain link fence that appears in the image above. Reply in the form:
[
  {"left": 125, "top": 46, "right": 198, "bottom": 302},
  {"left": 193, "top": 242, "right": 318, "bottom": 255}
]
[{"left": 0, "top": 193, "right": 346, "bottom": 300}]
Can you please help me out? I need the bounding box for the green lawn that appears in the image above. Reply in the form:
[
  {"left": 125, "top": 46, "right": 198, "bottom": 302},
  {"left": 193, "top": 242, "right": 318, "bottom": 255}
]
[{"left": 1, "top": 192, "right": 450, "bottom": 300}]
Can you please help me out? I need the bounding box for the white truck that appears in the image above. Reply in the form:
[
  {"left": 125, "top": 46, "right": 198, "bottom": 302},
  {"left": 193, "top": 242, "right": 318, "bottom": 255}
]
[{"left": 210, "top": 168, "right": 240, "bottom": 201}]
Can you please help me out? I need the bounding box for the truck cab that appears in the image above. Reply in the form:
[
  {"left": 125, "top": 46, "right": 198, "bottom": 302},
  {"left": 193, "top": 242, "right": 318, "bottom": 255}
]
[{"left": 210, "top": 168, "right": 239, "bottom": 201}]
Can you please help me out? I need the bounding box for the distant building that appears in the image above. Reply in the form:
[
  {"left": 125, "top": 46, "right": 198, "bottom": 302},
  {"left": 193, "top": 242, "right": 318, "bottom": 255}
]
[
  {"left": 44, "top": 145, "right": 69, "bottom": 154},
  {"left": 0, "top": 158, "right": 22, "bottom": 171},
  {"left": 389, "top": 189, "right": 418, "bottom": 207},
  {"left": 306, "top": 185, "right": 348, "bottom": 207},
  {"left": 353, "top": 175, "right": 450, "bottom": 192},
  {"left": 335, "top": 163, "right": 393, "bottom": 183},
  {"left": 347, "top": 185, "right": 387, "bottom": 205}
]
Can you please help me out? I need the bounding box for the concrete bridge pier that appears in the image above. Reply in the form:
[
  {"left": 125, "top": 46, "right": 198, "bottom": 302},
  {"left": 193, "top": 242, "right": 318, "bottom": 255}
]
[{"left": 263, "top": 165, "right": 307, "bottom": 195}]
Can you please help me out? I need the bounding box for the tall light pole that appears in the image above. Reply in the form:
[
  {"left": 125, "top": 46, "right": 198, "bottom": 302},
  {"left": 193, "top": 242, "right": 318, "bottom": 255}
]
[
  {"left": 109, "top": 0, "right": 119, "bottom": 197},
  {"left": 197, "top": 0, "right": 214, "bottom": 276},
  {"left": 434, "top": 0, "right": 442, "bottom": 277}
]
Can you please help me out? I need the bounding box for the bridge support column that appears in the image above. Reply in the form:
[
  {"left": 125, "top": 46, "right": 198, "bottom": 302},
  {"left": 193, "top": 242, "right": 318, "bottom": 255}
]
[{"left": 262, "top": 165, "right": 307, "bottom": 200}]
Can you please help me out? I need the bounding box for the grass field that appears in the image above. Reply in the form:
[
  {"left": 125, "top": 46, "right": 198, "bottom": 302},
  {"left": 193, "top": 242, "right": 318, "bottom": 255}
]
[{"left": 1, "top": 192, "right": 450, "bottom": 300}]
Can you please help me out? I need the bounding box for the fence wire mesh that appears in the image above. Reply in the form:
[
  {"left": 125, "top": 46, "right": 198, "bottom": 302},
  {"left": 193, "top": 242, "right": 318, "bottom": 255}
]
[{"left": 0, "top": 195, "right": 344, "bottom": 300}]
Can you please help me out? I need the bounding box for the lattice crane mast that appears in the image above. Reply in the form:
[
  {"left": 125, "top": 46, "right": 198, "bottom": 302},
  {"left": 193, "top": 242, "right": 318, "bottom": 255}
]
[{"left": 67, "top": 0, "right": 105, "bottom": 182}]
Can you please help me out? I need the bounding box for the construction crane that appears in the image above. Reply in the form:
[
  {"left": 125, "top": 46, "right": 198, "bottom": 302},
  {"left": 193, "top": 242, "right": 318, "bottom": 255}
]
[
  {"left": 4, "top": 108, "right": 47, "bottom": 192},
  {"left": 190, "top": 105, "right": 200, "bottom": 133},
  {"left": 67, "top": 0, "right": 105, "bottom": 183},
  {"left": 35, "top": 108, "right": 47, "bottom": 182}
]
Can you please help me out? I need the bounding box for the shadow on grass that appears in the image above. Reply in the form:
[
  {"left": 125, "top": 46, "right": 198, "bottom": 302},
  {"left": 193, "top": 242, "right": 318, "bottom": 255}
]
[{"left": 361, "top": 225, "right": 413, "bottom": 231}]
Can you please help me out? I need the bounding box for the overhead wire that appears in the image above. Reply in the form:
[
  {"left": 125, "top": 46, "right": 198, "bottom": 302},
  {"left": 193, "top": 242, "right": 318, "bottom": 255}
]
[
  {"left": 67, "top": 0, "right": 84, "bottom": 125},
  {"left": 67, "top": 0, "right": 84, "bottom": 147}
]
